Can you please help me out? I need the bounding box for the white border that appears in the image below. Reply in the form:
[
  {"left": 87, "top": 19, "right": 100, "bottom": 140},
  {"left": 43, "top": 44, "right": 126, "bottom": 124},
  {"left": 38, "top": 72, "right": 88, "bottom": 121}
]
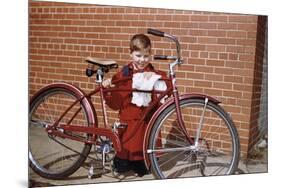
[
  {"left": 2, "top": 0, "right": 279, "bottom": 188},
  {"left": 33, "top": 0, "right": 272, "bottom": 15}
]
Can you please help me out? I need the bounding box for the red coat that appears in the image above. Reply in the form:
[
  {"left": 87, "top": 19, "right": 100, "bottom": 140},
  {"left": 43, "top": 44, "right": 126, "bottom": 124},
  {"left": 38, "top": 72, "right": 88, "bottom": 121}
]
[{"left": 104, "top": 62, "right": 169, "bottom": 161}]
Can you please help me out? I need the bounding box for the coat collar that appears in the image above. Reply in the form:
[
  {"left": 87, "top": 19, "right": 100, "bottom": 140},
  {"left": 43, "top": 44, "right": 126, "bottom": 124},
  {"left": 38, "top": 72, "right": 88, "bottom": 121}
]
[{"left": 128, "top": 62, "right": 155, "bottom": 73}]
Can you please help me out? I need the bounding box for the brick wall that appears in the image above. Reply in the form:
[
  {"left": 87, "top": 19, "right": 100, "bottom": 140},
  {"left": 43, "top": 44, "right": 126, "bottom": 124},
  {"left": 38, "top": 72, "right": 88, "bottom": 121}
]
[{"left": 29, "top": 1, "right": 267, "bottom": 157}]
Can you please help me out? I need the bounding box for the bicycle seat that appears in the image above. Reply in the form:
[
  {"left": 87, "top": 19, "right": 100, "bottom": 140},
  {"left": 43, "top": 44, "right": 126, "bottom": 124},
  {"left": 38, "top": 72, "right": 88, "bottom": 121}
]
[{"left": 85, "top": 57, "right": 118, "bottom": 69}]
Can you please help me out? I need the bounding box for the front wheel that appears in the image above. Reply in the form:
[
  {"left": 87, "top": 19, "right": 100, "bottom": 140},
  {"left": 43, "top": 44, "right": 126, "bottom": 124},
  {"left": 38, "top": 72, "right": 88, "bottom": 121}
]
[
  {"left": 29, "top": 86, "right": 93, "bottom": 179},
  {"left": 148, "top": 98, "right": 240, "bottom": 179}
]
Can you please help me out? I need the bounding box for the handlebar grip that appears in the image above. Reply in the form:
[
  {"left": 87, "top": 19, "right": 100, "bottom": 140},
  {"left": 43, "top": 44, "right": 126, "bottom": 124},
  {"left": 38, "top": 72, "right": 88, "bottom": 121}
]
[
  {"left": 154, "top": 55, "right": 168, "bottom": 60},
  {"left": 154, "top": 55, "right": 178, "bottom": 60},
  {"left": 147, "top": 28, "right": 165, "bottom": 37}
]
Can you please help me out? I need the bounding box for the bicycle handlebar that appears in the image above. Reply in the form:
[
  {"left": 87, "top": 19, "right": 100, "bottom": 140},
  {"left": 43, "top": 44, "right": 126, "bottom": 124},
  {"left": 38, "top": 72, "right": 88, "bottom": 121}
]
[
  {"left": 147, "top": 28, "right": 182, "bottom": 63},
  {"left": 147, "top": 28, "right": 165, "bottom": 37},
  {"left": 154, "top": 55, "right": 177, "bottom": 60}
]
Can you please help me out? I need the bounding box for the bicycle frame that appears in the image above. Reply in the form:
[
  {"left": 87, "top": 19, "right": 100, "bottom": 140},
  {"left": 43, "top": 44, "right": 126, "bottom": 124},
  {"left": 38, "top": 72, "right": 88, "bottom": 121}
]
[{"left": 42, "top": 74, "right": 176, "bottom": 153}]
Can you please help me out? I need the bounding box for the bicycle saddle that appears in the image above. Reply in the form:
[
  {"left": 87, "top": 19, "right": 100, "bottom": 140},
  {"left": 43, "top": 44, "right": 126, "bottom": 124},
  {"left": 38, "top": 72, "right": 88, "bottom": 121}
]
[{"left": 85, "top": 57, "right": 118, "bottom": 69}]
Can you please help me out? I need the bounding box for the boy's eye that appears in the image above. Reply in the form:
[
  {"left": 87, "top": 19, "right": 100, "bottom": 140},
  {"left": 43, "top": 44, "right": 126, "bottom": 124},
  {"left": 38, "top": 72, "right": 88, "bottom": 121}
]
[{"left": 136, "top": 55, "right": 150, "bottom": 58}]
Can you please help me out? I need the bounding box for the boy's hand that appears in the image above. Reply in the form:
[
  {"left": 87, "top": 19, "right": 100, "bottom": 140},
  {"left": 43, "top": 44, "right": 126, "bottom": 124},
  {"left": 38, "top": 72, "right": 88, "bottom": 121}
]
[{"left": 102, "top": 78, "right": 115, "bottom": 88}]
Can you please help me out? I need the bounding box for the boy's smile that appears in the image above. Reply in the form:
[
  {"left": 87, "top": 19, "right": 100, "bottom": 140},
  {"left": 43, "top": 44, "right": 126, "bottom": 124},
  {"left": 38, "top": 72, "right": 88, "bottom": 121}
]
[{"left": 131, "top": 51, "right": 151, "bottom": 70}]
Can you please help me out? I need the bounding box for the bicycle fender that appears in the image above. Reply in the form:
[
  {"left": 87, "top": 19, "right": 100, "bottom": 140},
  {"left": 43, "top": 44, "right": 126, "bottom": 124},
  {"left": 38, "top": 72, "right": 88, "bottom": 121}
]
[
  {"left": 30, "top": 82, "right": 98, "bottom": 126},
  {"left": 142, "top": 93, "right": 220, "bottom": 169}
]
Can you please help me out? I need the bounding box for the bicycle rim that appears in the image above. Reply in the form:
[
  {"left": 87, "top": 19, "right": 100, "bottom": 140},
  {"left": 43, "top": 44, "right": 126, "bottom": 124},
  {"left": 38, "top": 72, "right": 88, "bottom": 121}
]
[
  {"left": 148, "top": 99, "right": 239, "bottom": 179},
  {"left": 29, "top": 88, "right": 92, "bottom": 179}
]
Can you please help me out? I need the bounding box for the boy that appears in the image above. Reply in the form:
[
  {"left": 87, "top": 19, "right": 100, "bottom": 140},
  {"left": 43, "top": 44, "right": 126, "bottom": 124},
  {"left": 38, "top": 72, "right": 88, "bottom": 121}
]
[{"left": 103, "top": 33, "right": 169, "bottom": 177}]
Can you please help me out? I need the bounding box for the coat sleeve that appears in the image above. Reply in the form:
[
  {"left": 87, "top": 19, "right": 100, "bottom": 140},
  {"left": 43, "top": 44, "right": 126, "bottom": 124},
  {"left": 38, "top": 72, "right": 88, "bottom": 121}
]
[{"left": 104, "top": 71, "right": 124, "bottom": 110}]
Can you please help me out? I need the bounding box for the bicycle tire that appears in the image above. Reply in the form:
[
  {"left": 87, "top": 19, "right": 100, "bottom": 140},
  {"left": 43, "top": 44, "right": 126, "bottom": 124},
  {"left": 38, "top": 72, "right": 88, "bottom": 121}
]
[
  {"left": 148, "top": 98, "right": 240, "bottom": 179},
  {"left": 29, "top": 86, "right": 93, "bottom": 179}
]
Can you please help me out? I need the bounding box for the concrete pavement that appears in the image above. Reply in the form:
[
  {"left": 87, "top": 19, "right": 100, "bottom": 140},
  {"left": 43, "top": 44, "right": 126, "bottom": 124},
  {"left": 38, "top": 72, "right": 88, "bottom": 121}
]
[{"left": 29, "top": 148, "right": 267, "bottom": 187}]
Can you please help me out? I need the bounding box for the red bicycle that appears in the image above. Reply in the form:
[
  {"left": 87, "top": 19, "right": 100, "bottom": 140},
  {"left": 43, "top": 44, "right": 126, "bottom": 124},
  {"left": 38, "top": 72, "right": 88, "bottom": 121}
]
[{"left": 29, "top": 29, "right": 240, "bottom": 180}]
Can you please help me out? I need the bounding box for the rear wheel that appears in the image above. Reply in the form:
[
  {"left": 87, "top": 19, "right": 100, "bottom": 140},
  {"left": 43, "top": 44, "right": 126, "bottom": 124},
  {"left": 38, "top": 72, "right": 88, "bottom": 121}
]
[
  {"left": 29, "top": 87, "right": 93, "bottom": 179},
  {"left": 148, "top": 98, "right": 240, "bottom": 179}
]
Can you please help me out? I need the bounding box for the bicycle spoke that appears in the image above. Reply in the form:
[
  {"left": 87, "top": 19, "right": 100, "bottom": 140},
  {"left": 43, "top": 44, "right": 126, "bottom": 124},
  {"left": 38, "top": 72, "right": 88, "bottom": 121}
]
[
  {"left": 165, "top": 130, "right": 186, "bottom": 143},
  {"left": 41, "top": 97, "right": 55, "bottom": 125},
  {"left": 163, "top": 137, "right": 188, "bottom": 147},
  {"left": 168, "top": 153, "right": 189, "bottom": 177},
  {"left": 158, "top": 150, "right": 186, "bottom": 168},
  {"left": 172, "top": 152, "right": 194, "bottom": 177}
]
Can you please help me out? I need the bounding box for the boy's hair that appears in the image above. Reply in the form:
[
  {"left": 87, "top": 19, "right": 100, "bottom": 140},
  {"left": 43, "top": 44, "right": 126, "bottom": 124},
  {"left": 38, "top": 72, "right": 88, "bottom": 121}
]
[{"left": 130, "top": 34, "right": 151, "bottom": 53}]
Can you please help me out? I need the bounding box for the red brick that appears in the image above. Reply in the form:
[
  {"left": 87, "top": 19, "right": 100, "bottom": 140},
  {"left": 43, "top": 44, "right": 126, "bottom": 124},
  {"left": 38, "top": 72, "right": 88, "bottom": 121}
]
[
  {"left": 204, "top": 88, "right": 223, "bottom": 96},
  {"left": 165, "top": 21, "right": 181, "bottom": 28},
  {"left": 155, "top": 15, "right": 172, "bottom": 21},
  {"left": 214, "top": 67, "right": 233, "bottom": 75},
  {"left": 188, "top": 58, "right": 205, "bottom": 65},
  {"left": 206, "top": 45, "right": 226, "bottom": 52},
  {"left": 209, "top": 53, "right": 218, "bottom": 59},
  {"left": 223, "top": 90, "right": 242, "bottom": 98},
  {"left": 239, "top": 54, "right": 255, "bottom": 61},
  {"left": 195, "top": 29, "right": 213, "bottom": 37},
  {"left": 189, "top": 44, "right": 206, "bottom": 51},
  {"left": 194, "top": 80, "right": 212, "bottom": 88},
  {"left": 198, "top": 37, "right": 217, "bottom": 44},
  {"left": 238, "top": 23, "right": 257, "bottom": 31},
  {"left": 195, "top": 66, "right": 214, "bottom": 73},
  {"left": 227, "top": 31, "right": 247, "bottom": 38},
  {"left": 237, "top": 39, "right": 256, "bottom": 46},
  {"left": 208, "top": 30, "right": 226, "bottom": 37},
  {"left": 213, "top": 82, "right": 232, "bottom": 90},
  {"left": 205, "top": 74, "right": 223, "bottom": 81},
  {"left": 224, "top": 105, "right": 241, "bottom": 113},
  {"left": 225, "top": 61, "right": 245, "bottom": 69},
  {"left": 218, "top": 23, "right": 237, "bottom": 30},
  {"left": 209, "top": 15, "right": 228, "bottom": 22},
  {"left": 226, "top": 46, "right": 245, "bottom": 53},
  {"left": 224, "top": 75, "right": 243, "bottom": 83},
  {"left": 190, "top": 15, "right": 208, "bottom": 21},
  {"left": 199, "top": 23, "right": 217, "bottom": 29},
  {"left": 187, "top": 72, "right": 204, "bottom": 79},
  {"left": 217, "top": 38, "right": 236, "bottom": 45},
  {"left": 228, "top": 15, "right": 254, "bottom": 23},
  {"left": 206, "top": 59, "right": 225, "bottom": 67}
]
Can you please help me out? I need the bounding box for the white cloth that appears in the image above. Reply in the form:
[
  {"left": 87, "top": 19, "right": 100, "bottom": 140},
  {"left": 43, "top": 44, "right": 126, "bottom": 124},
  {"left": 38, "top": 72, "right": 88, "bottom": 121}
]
[
  {"left": 131, "top": 72, "right": 167, "bottom": 107},
  {"left": 154, "top": 79, "right": 168, "bottom": 104}
]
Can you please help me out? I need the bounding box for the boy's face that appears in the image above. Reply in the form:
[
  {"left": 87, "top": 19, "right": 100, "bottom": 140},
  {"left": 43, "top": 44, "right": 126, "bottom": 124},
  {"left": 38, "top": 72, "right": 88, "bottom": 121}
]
[{"left": 130, "top": 50, "right": 151, "bottom": 70}]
